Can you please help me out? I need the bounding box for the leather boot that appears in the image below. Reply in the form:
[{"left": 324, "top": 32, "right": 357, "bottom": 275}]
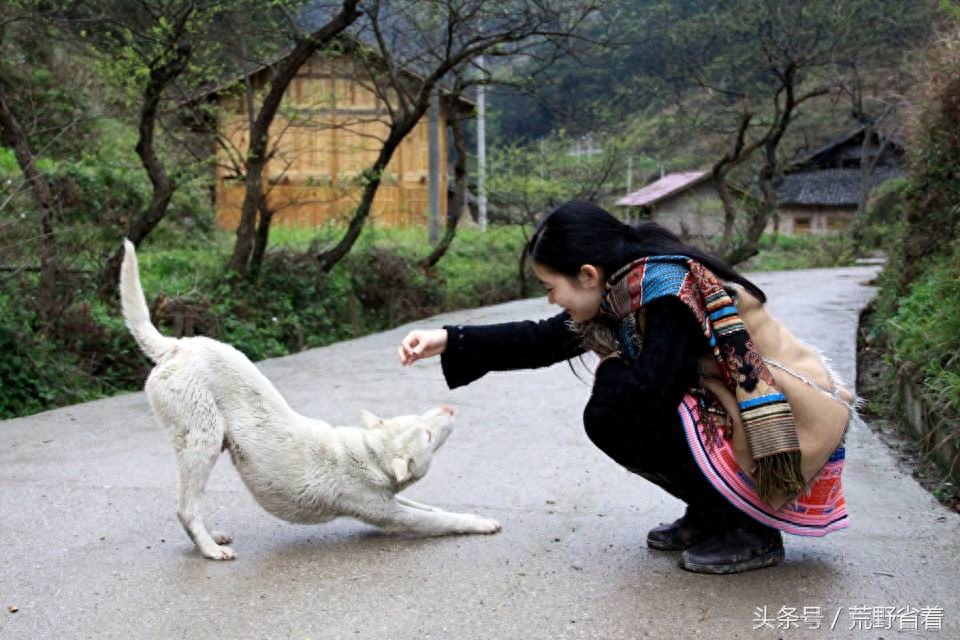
[
  {"left": 646, "top": 508, "right": 714, "bottom": 551},
  {"left": 679, "top": 526, "right": 784, "bottom": 574}
]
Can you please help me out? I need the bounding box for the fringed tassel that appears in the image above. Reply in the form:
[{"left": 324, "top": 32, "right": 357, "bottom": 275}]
[{"left": 754, "top": 450, "right": 805, "bottom": 504}]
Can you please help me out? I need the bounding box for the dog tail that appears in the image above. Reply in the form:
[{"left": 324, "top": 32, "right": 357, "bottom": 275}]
[{"left": 119, "top": 239, "right": 175, "bottom": 362}]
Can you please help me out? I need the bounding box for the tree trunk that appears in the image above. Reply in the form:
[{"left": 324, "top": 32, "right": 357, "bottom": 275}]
[
  {"left": 315, "top": 67, "right": 444, "bottom": 272},
  {"left": 858, "top": 118, "right": 892, "bottom": 216},
  {"left": 713, "top": 167, "right": 738, "bottom": 255},
  {"left": 726, "top": 121, "right": 788, "bottom": 264},
  {"left": 316, "top": 135, "right": 402, "bottom": 272},
  {"left": 249, "top": 198, "right": 274, "bottom": 278},
  {"left": 227, "top": 1, "right": 361, "bottom": 277},
  {"left": 0, "top": 80, "right": 58, "bottom": 331},
  {"left": 98, "top": 43, "right": 192, "bottom": 298},
  {"left": 419, "top": 102, "right": 467, "bottom": 269},
  {"left": 712, "top": 108, "right": 759, "bottom": 257},
  {"left": 724, "top": 140, "right": 781, "bottom": 265},
  {"left": 723, "top": 68, "right": 827, "bottom": 266}
]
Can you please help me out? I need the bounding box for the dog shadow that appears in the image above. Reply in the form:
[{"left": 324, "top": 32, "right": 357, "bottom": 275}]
[{"left": 172, "top": 517, "right": 467, "bottom": 566}]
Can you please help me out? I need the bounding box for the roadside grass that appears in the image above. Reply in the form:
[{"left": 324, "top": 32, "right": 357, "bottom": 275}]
[{"left": 741, "top": 233, "right": 857, "bottom": 272}]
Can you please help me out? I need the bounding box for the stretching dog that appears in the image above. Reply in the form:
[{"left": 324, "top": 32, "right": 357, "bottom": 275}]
[{"left": 119, "top": 240, "right": 500, "bottom": 560}]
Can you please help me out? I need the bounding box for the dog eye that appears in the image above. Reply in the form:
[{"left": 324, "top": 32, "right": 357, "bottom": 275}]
[{"left": 425, "top": 430, "right": 433, "bottom": 443}]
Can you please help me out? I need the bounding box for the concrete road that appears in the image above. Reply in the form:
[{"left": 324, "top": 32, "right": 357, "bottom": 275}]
[{"left": 2, "top": 265, "right": 957, "bottom": 640}]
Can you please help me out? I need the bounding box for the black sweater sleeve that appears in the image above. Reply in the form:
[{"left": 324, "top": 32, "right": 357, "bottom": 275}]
[
  {"left": 439, "top": 312, "right": 585, "bottom": 389},
  {"left": 584, "top": 296, "right": 708, "bottom": 431}
]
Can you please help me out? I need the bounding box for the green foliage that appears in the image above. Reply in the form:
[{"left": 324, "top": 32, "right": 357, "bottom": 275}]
[
  {"left": 741, "top": 234, "right": 857, "bottom": 271},
  {"left": 214, "top": 252, "right": 355, "bottom": 360},
  {"left": 493, "top": 0, "right": 935, "bottom": 143},
  {"left": 0, "top": 109, "right": 214, "bottom": 268},
  {"left": 486, "top": 141, "right": 581, "bottom": 218},
  {"left": 0, "top": 294, "right": 83, "bottom": 418},
  {"left": 490, "top": 0, "right": 667, "bottom": 139},
  {"left": 486, "top": 132, "right": 656, "bottom": 224},
  {"left": 87, "top": 0, "right": 240, "bottom": 102},
  {"left": 0, "top": 226, "right": 530, "bottom": 418},
  {"left": 1, "top": 143, "right": 153, "bottom": 267},
  {"left": 940, "top": 0, "right": 960, "bottom": 20},
  {"left": 860, "top": 24, "right": 960, "bottom": 485},
  {"left": 0, "top": 6, "right": 107, "bottom": 159},
  {"left": 0, "top": 147, "right": 19, "bottom": 174},
  {"left": 0, "top": 286, "right": 148, "bottom": 419},
  {"left": 428, "top": 228, "right": 527, "bottom": 307},
  {"left": 345, "top": 247, "right": 441, "bottom": 332},
  {"left": 851, "top": 178, "right": 910, "bottom": 252},
  {"left": 887, "top": 253, "right": 960, "bottom": 415}
]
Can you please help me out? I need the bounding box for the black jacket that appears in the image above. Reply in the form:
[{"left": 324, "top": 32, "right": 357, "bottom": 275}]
[{"left": 440, "top": 297, "right": 709, "bottom": 434}]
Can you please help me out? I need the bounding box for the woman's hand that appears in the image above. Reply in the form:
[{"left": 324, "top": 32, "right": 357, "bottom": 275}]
[{"left": 398, "top": 329, "right": 448, "bottom": 366}]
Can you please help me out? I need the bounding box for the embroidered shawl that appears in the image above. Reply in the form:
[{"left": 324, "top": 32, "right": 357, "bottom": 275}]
[{"left": 601, "top": 255, "right": 806, "bottom": 503}]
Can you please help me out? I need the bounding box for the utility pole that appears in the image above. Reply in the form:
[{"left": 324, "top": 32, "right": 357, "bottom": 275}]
[
  {"left": 427, "top": 90, "right": 440, "bottom": 243},
  {"left": 539, "top": 138, "right": 545, "bottom": 180},
  {"left": 476, "top": 55, "right": 488, "bottom": 230}
]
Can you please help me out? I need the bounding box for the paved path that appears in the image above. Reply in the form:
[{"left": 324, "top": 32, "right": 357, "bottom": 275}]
[{"left": 2, "top": 266, "right": 958, "bottom": 639}]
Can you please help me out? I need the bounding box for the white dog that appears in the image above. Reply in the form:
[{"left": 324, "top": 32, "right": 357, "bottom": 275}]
[{"left": 119, "top": 240, "right": 500, "bottom": 560}]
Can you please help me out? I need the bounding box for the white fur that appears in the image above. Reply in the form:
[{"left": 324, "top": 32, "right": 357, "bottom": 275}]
[{"left": 119, "top": 240, "right": 500, "bottom": 560}]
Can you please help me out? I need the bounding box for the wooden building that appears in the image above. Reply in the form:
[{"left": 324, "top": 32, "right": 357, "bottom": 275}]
[{"left": 211, "top": 51, "right": 473, "bottom": 230}]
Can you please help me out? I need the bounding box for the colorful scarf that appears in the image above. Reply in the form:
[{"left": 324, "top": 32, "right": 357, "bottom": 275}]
[{"left": 601, "top": 255, "right": 805, "bottom": 503}]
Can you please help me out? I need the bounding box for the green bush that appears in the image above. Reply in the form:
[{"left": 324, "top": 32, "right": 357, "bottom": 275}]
[
  {"left": 0, "top": 226, "right": 532, "bottom": 419},
  {"left": 851, "top": 177, "right": 910, "bottom": 252},
  {"left": 0, "top": 291, "right": 145, "bottom": 419},
  {"left": 741, "top": 233, "right": 856, "bottom": 271},
  {"left": 0, "top": 147, "right": 18, "bottom": 174},
  {"left": 214, "top": 251, "right": 356, "bottom": 360},
  {"left": 432, "top": 227, "right": 529, "bottom": 307},
  {"left": 0, "top": 295, "right": 84, "bottom": 418},
  {"left": 887, "top": 252, "right": 960, "bottom": 415},
  {"left": 858, "top": 26, "right": 960, "bottom": 489}
]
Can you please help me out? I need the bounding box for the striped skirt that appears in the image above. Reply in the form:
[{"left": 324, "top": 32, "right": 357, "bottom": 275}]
[{"left": 679, "top": 394, "right": 849, "bottom": 537}]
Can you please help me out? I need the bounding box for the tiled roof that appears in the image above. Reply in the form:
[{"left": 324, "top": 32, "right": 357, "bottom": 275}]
[
  {"left": 777, "top": 167, "right": 903, "bottom": 207},
  {"left": 616, "top": 171, "right": 710, "bottom": 207},
  {"left": 796, "top": 125, "right": 904, "bottom": 171}
]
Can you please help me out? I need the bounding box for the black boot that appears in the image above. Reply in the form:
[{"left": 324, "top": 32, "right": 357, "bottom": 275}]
[
  {"left": 646, "top": 508, "right": 714, "bottom": 551},
  {"left": 679, "top": 526, "right": 784, "bottom": 574}
]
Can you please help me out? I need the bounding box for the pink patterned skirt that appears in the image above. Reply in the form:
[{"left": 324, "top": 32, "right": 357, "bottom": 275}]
[{"left": 679, "top": 394, "right": 849, "bottom": 537}]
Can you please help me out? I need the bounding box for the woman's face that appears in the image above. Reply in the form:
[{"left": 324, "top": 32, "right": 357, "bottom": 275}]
[{"left": 532, "top": 261, "right": 604, "bottom": 322}]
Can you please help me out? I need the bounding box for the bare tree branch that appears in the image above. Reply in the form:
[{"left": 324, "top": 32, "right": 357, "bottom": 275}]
[
  {"left": 0, "top": 78, "right": 58, "bottom": 330},
  {"left": 226, "top": 0, "right": 363, "bottom": 277}
]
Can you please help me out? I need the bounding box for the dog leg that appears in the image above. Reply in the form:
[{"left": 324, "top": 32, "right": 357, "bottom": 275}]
[
  {"left": 153, "top": 380, "right": 236, "bottom": 560},
  {"left": 368, "top": 502, "right": 501, "bottom": 536},
  {"left": 174, "top": 435, "right": 236, "bottom": 560},
  {"left": 395, "top": 495, "right": 443, "bottom": 512}
]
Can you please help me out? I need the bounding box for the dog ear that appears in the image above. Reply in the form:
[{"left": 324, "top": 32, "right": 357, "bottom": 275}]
[
  {"left": 391, "top": 457, "right": 412, "bottom": 483},
  {"left": 360, "top": 410, "right": 383, "bottom": 428}
]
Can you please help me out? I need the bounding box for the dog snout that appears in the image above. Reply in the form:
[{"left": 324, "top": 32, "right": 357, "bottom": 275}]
[{"left": 440, "top": 404, "right": 454, "bottom": 416}]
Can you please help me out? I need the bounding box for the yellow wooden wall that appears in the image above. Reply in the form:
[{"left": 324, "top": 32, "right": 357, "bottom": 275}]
[{"left": 215, "top": 55, "right": 450, "bottom": 229}]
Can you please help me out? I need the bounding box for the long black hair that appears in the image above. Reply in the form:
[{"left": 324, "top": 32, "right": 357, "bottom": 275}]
[{"left": 527, "top": 199, "right": 766, "bottom": 302}]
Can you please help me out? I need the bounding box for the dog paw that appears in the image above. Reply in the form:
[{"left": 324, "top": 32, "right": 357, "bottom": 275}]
[
  {"left": 211, "top": 530, "right": 233, "bottom": 544},
  {"left": 202, "top": 545, "right": 236, "bottom": 561},
  {"left": 463, "top": 515, "right": 502, "bottom": 534},
  {"left": 479, "top": 518, "right": 502, "bottom": 534}
]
